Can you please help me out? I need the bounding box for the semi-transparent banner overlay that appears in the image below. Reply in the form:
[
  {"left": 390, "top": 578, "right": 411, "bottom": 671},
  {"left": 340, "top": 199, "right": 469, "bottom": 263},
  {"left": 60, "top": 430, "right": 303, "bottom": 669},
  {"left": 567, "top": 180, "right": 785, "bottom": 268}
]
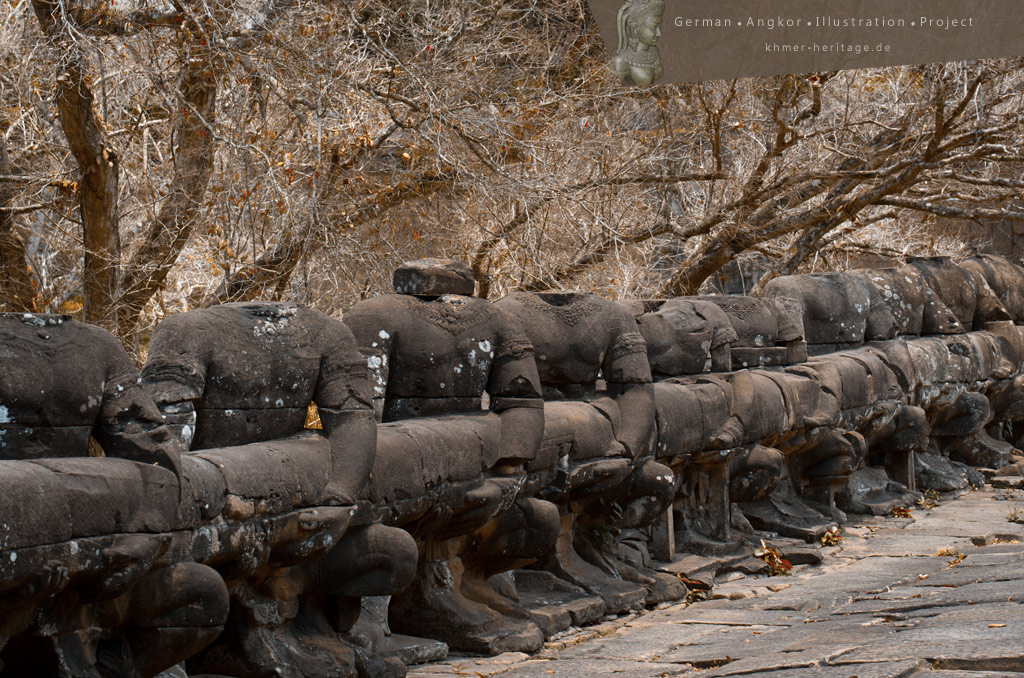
[{"left": 589, "top": 0, "right": 1024, "bottom": 85}]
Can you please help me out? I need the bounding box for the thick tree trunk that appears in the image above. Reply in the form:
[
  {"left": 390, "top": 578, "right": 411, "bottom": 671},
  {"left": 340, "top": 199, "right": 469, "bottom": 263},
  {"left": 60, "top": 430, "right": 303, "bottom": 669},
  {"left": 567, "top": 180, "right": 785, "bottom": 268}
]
[
  {"left": 0, "top": 136, "right": 36, "bottom": 312},
  {"left": 118, "top": 50, "right": 217, "bottom": 339},
  {"left": 660, "top": 232, "right": 746, "bottom": 297},
  {"left": 34, "top": 0, "right": 121, "bottom": 329},
  {"left": 55, "top": 59, "right": 120, "bottom": 330}
]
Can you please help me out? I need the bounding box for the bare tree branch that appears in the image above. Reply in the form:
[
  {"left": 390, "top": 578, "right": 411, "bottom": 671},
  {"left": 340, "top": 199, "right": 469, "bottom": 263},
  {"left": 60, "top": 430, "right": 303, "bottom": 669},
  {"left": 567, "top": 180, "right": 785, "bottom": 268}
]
[{"left": 0, "top": 135, "right": 37, "bottom": 312}]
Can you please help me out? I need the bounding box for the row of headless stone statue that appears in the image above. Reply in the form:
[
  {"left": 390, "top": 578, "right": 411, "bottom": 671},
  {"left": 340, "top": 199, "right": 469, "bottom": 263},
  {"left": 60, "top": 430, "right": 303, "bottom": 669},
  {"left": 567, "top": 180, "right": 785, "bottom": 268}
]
[{"left": 2, "top": 253, "right": 1024, "bottom": 678}]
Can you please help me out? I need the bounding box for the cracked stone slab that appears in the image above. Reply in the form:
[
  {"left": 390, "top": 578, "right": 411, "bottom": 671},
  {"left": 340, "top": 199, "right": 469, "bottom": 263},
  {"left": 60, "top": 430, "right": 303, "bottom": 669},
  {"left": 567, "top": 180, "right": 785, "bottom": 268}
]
[
  {"left": 918, "top": 672, "right": 1024, "bottom": 677},
  {"left": 833, "top": 571, "right": 1024, "bottom": 617},
  {"left": 406, "top": 652, "right": 531, "bottom": 676},
  {"left": 837, "top": 602, "right": 1024, "bottom": 668},
  {"left": 654, "top": 628, "right": 816, "bottom": 666},
  {"left": 436, "top": 657, "right": 692, "bottom": 677},
  {"left": 915, "top": 562, "right": 1024, "bottom": 587},
  {"left": 651, "top": 607, "right": 807, "bottom": 627},
  {"left": 695, "top": 658, "right": 925, "bottom": 677},
  {"left": 557, "top": 621, "right": 780, "bottom": 664},
  {"left": 990, "top": 476, "right": 1024, "bottom": 489},
  {"left": 681, "top": 646, "right": 923, "bottom": 676}
]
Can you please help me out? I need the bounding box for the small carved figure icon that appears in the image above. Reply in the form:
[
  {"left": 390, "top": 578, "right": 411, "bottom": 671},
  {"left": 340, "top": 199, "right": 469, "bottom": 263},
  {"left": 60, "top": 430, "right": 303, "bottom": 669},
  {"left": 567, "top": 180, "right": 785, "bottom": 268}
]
[{"left": 612, "top": 0, "right": 666, "bottom": 86}]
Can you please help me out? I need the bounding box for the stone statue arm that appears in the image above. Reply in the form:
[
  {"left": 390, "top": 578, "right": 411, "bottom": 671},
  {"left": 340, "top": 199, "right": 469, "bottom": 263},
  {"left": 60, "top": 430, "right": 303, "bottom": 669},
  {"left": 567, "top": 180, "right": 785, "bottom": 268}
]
[
  {"left": 695, "top": 301, "right": 738, "bottom": 371},
  {"left": 141, "top": 314, "right": 208, "bottom": 450},
  {"left": 603, "top": 320, "right": 656, "bottom": 460},
  {"left": 786, "top": 364, "right": 841, "bottom": 429},
  {"left": 768, "top": 297, "right": 807, "bottom": 346},
  {"left": 315, "top": 320, "right": 379, "bottom": 506},
  {"left": 341, "top": 299, "right": 395, "bottom": 422},
  {"left": 607, "top": 381, "right": 656, "bottom": 460},
  {"left": 316, "top": 408, "right": 376, "bottom": 505},
  {"left": 95, "top": 340, "right": 183, "bottom": 479},
  {"left": 709, "top": 343, "right": 732, "bottom": 372},
  {"left": 966, "top": 267, "right": 1012, "bottom": 325},
  {"left": 488, "top": 311, "right": 546, "bottom": 471}
]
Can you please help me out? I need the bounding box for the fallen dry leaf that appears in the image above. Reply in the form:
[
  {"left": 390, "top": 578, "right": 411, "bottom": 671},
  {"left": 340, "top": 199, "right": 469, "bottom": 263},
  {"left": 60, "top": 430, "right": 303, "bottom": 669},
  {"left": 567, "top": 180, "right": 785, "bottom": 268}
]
[{"left": 820, "top": 526, "right": 844, "bottom": 546}]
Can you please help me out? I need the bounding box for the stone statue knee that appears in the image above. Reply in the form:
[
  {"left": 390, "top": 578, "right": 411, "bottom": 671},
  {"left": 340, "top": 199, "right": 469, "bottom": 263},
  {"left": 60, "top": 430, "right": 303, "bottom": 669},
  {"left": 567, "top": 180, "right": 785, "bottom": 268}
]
[
  {"left": 107, "top": 562, "right": 229, "bottom": 678},
  {"left": 317, "top": 524, "right": 419, "bottom": 599}
]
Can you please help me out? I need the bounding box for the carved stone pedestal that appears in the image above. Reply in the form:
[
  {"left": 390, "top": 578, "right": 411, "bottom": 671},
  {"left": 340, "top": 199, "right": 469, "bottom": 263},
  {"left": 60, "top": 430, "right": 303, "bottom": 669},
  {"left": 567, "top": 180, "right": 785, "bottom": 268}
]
[
  {"left": 512, "top": 570, "right": 605, "bottom": 635},
  {"left": 739, "top": 470, "right": 839, "bottom": 542},
  {"left": 836, "top": 466, "right": 918, "bottom": 516},
  {"left": 536, "top": 510, "right": 646, "bottom": 614},
  {"left": 347, "top": 597, "right": 447, "bottom": 668},
  {"left": 388, "top": 539, "right": 545, "bottom": 655}
]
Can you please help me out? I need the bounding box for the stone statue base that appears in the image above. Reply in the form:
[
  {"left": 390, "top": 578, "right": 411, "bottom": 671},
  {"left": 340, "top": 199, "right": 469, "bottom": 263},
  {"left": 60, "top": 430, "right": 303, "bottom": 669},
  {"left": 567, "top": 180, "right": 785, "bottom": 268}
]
[
  {"left": 836, "top": 466, "right": 918, "bottom": 515},
  {"left": 512, "top": 570, "right": 605, "bottom": 635},
  {"left": 535, "top": 511, "right": 647, "bottom": 614},
  {"left": 346, "top": 597, "right": 448, "bottom": 668},
  {"left": 388, "top": 540, "right": 545, "bottom": 655},
  {"left": 738, "top": 475, "right": 839, "bottom": 542},
  {"left": 915, "top": 451, "right": 985, "bottom": 493}
]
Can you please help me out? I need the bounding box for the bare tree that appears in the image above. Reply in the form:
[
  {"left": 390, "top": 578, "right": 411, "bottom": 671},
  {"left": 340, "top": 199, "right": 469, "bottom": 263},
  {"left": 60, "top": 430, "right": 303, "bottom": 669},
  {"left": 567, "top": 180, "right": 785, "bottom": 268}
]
[{"left": 4, "top": 0, "right": 1024, "bottom": 347}]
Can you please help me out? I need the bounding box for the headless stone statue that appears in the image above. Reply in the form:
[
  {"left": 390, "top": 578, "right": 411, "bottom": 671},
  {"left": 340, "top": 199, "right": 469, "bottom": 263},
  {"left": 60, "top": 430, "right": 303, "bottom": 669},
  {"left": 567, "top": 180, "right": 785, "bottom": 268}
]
[
  {"left": 635, "top": 298, "right": 738, "bottom": 376},
  {"left": 496, "top": 291, "right": 680, "bottom": 609},
  {"left": 699, "top": 294, "right": 807, "bottom": 366},
  {"left": 144, "top": 302, "right": 417, "bottom": 678},
  {"left": 0, "top": 313, "right": 179, "bottom": 472},
  {"left": 495, "top": 292, "right": 668, "bottom": 503},
  {"left": 348, "top": 269, "right": 542, "bottom": 429},
  {"left": 611, "top": 0, "right": 666, "bottom": 86},
  {"left": 345, "top": 259, "right": 560, "bottom": 655},
  {"left": 144, "top": 301, "right": 377, "bottom": 505},
  {"left": 0, "top": 313, "right": 228, "bottom": 678},
  {"left": 761, "top": 273, "right": 874, "bottom": 352},
  {"left": 633, "top": 299, "right": 770, "bottom": 552},
  {"left": 963, "top": 253, "right": 1024, "bottom": 323},
  {"left": 907, "top": 256, "right": 1010, "bottom": 331}
]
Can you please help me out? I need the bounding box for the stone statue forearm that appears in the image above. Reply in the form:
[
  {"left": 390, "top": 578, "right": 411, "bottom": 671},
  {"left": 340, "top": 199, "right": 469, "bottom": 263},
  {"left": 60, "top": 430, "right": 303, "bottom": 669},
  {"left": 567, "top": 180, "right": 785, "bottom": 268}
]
[
  {"left": 93, "top": 422, "right": 184, "bottom": 480},
  {"left": 488, "top": 334, "right": 546, "bottom": 472},
  {"left": 609, "top": 381, "right": 656, "bottom": 460},
  {"left": 319, "top": 407, "right": 377, "bottom": 506},
  {"left": 710, "top": 344, "right": 732, "bottom": 372},
  {"left": 156, "top": 400, "right": 198, "bottom": 449},
  {"left": 96, "top": 383, "right": 184, "bottom": 480},
  {"left": 493, "top": 403, "right": 545, "bottom": 473}
]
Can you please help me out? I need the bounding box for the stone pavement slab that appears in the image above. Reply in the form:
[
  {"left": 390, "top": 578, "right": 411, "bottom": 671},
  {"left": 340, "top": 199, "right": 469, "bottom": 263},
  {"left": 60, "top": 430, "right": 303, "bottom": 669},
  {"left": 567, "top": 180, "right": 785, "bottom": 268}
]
[{"left": 409, "top": 487, "right": 1024, "bottom": 678}]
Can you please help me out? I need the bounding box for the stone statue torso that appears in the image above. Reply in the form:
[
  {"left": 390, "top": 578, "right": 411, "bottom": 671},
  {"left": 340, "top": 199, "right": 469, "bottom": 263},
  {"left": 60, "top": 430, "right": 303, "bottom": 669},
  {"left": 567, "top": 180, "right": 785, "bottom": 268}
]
[
  {"left": 345, "top": 293, "right": 542, "bottom": 421},
  {"left": 496, "top": 292, "right": 650, "bottom": 394},
  {"left": 1, "top": 314, "right": 129, "bottom": 457},
  {"left": 144, "top": 302, "right": 370, "bottom": 448},
  {"left": 0, "top": 313, "right": 175, "bottom": 473}
]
